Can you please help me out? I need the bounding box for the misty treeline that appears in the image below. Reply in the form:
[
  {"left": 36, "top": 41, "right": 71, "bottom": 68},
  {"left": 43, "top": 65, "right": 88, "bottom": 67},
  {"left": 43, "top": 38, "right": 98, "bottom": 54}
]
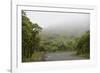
[{"left": 22, "top": 11, "right": 90, "bottom": 62}]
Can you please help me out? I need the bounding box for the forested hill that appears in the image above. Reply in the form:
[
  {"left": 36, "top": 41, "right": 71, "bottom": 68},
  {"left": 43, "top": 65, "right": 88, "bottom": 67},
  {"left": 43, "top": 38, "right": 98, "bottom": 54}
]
[{"left": 40, "top": 28, "right": 89, "bottom": 37}]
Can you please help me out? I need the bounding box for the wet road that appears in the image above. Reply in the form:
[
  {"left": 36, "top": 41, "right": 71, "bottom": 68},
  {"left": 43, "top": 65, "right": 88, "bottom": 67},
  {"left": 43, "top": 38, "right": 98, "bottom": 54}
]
[{"left": 44, "top": 52, "right": 86, "bottom": 61}]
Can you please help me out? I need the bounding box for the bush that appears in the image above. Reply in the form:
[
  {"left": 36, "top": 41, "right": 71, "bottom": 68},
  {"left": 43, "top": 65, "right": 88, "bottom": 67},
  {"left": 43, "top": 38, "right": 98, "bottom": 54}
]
[{"left": 76, "top": 31, "right": 90, "bottom": 58}]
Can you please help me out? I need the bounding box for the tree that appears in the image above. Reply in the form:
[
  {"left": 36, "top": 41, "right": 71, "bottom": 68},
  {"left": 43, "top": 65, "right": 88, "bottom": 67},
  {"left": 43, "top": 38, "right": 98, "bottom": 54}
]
[
  {"left": 22, "top": 10, "right": 42, "bottom": 62},
  {"left": 76, "top": 31, "right": 90, "bottom": 58}
]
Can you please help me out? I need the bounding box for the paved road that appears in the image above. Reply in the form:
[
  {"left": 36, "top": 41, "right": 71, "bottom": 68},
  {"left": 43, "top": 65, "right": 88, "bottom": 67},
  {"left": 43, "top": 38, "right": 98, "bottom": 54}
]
[{"left": 44, "top": 52, "right": 86, "bottom": 61}]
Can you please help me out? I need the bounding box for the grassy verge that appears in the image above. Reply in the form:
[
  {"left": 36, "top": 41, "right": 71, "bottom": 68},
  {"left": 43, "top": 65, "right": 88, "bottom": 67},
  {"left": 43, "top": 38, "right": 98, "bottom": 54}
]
[
  {"left": 75, "top": 53, "right": 90, "bottom": 59},
  {"left": 23, "top": 52, "right": 45, "bottom": 62}
]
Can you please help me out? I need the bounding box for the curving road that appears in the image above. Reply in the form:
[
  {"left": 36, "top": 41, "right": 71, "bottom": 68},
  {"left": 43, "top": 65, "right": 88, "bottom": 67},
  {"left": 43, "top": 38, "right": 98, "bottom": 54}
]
[{"left": 44, "top": 52, "right": 86, "bottom": 61}]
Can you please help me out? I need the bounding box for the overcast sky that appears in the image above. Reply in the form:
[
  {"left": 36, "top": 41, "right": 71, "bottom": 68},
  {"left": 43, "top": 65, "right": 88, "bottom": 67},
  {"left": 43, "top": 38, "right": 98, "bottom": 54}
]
[{"left": 25, "top": 11, "right": 90, "bottom": 36}]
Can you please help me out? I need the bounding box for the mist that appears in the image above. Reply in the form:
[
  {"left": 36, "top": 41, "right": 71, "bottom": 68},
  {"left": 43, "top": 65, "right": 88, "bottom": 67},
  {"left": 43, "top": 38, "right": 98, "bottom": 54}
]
[{"left": 25, "top": 11, "right": 90, "bottom": 36}]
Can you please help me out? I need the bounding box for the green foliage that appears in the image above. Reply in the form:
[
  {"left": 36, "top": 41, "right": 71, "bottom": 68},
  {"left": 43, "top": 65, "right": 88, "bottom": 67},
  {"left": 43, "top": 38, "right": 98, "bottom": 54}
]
[
  {"left": 23, "top": 52, "right": 45, "bottom": 62},
  {"left": 75, "top": 31, "right": 90, "bottom": 58},
  {"left": 39, "top": 34, "right": 75, "bottom": 52},
  {"left": 39, "top": 31, "right": 90, "bottom": 58},
  {"left": 22, "top": 10, "right": 42, "bottom": 62}
]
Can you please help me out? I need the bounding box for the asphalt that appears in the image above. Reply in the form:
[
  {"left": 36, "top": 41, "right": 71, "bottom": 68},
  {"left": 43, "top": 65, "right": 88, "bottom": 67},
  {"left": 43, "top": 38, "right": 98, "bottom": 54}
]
[{"left": 44, "top": 51, "right": 86, "bottom": 61}]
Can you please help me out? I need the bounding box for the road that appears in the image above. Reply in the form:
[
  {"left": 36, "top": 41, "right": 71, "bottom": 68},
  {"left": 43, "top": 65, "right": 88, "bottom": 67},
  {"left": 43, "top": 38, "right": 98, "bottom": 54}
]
[{"left": 44, "top": 52, "right": 86, "bottom": 61}]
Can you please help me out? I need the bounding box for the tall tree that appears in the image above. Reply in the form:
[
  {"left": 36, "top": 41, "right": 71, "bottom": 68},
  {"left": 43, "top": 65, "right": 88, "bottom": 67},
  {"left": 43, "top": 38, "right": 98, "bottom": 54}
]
[{"left": 22, "top": 10, "right": 42, "bottom": 62}]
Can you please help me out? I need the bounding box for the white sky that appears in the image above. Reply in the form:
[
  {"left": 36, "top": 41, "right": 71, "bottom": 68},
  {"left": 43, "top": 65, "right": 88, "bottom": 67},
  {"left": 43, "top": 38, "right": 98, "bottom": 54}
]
[{"left": 25, "top": 11, "right": 90, "bottom": 36}]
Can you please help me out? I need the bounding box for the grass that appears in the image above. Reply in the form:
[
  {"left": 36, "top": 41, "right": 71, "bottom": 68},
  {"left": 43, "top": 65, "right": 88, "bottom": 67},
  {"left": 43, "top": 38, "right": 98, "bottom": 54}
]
[
  {"left": 76, "top": 52, "right": 90, "bottom": 59},
  {"left": 23, "top": 52, "right": 45, "bottom": 62}
]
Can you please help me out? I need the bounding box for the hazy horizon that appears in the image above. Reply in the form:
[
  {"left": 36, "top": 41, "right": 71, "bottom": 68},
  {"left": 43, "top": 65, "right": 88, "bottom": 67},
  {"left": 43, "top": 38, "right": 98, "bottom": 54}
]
[{"left": 25, "top": 10, "right": 90, "bottom": 36}]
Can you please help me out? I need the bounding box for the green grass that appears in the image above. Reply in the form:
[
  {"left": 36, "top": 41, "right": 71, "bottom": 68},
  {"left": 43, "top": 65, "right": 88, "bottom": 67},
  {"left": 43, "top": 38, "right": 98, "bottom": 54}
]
[{"left": 23, "top": 52, "right": 45, "bottom": 62}]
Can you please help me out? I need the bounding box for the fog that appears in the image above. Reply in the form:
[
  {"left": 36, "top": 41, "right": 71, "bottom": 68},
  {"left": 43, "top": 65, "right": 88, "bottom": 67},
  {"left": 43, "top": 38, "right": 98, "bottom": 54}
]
[{"left": 25, "top": 11, "right": 90, "bottom": 36}]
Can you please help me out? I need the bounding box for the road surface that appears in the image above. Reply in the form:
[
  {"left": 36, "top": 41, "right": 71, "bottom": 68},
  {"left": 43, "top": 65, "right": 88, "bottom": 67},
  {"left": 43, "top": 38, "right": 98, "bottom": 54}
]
[{"left": 44, "top": 52, "right": 86, "bottom": 61}]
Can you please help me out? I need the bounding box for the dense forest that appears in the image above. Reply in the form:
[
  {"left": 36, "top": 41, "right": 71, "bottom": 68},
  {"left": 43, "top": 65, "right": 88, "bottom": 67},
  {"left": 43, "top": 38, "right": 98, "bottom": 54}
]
[
  {"left": 22, "top": 11, "right": 90, "bottom": 62},
  {"left": 22, "top": 11, "right": 42, "bottom": 62}
]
